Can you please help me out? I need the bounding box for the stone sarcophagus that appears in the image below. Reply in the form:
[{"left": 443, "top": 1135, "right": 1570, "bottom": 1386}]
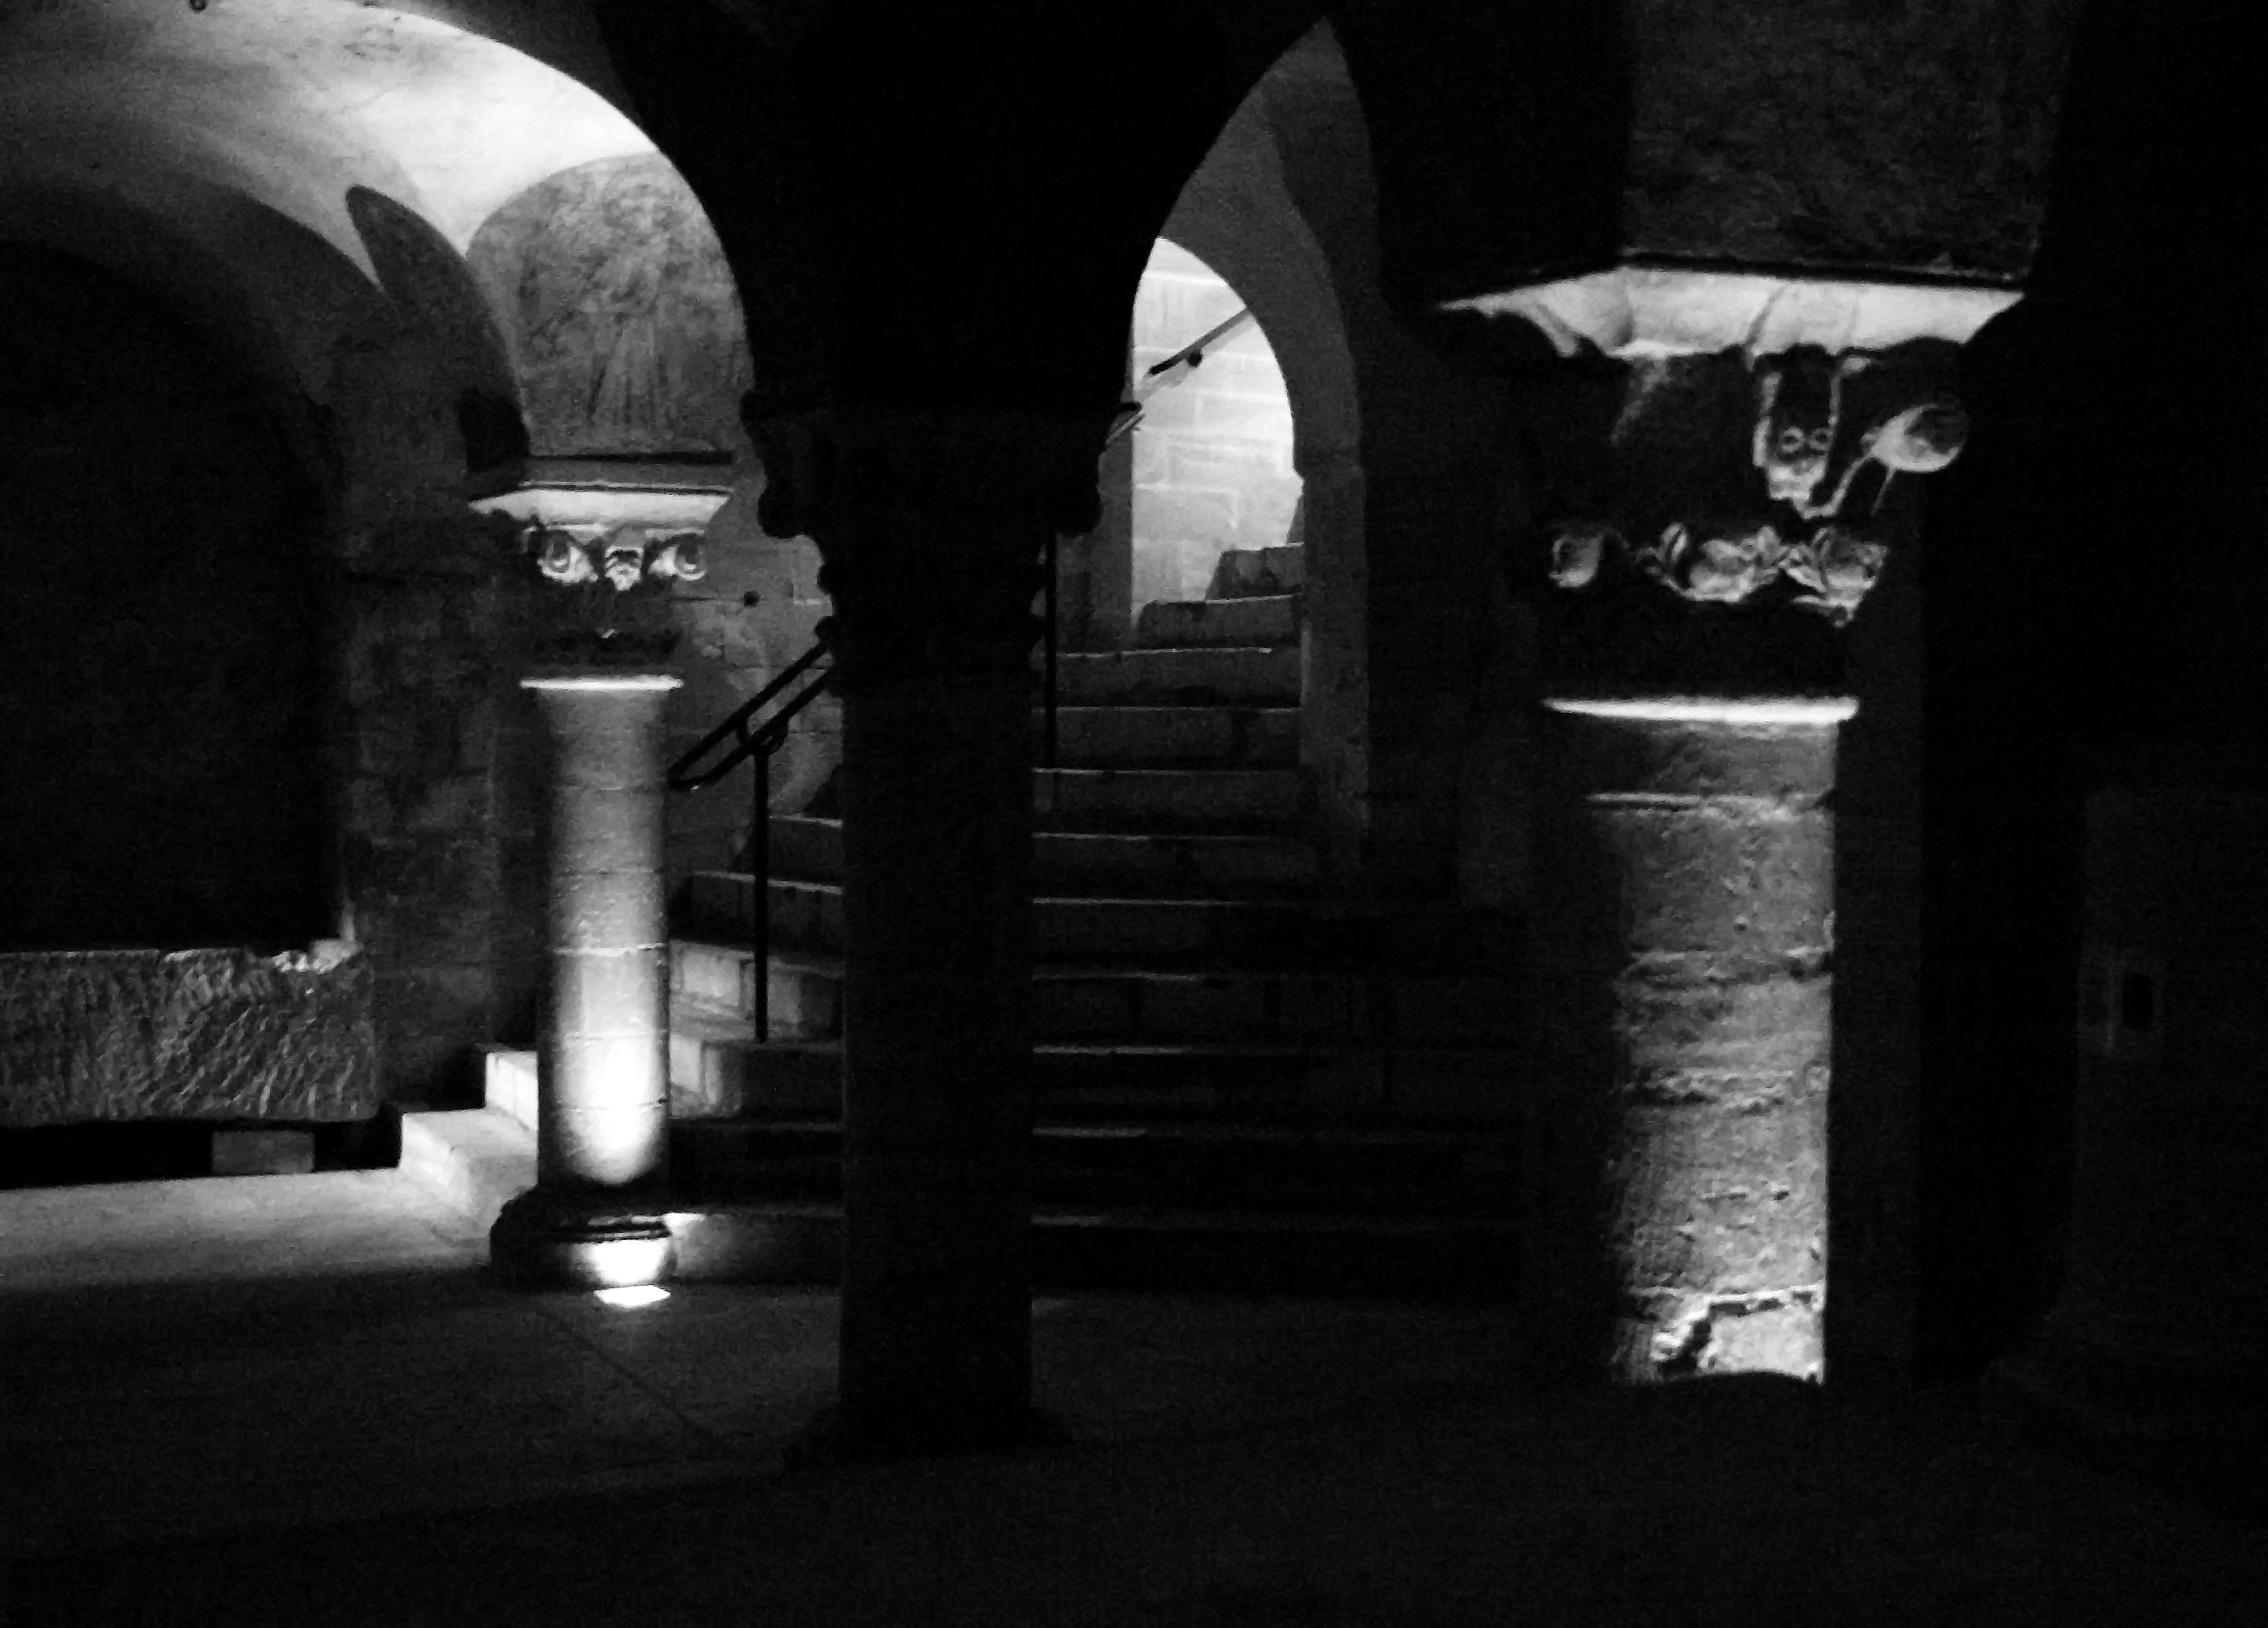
[{"left": 0, "top": 945, "right": 379, "bottom": 1127}]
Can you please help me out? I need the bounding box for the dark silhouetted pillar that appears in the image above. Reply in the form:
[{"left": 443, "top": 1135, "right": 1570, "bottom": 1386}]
[{"left": 749, "top": 405, "right": 1108, "bottom": 1456}]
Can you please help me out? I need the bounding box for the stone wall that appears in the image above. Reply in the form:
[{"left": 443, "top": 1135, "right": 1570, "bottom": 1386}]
[
  {"left": 1148, "top": 73, "right": 1372, "bottom": 886},
  {"left": 664, "top": 479, "right": 837, "bottom": 886},
  {"left": 322, "top": 259, "right": 544, "bottom": 1106},
  {"left": 1254, "top": 31, "right": 1521, "bottom": 904},
  {"left": 1127, "top": 241, "right": 1302, "bottom": 615}
]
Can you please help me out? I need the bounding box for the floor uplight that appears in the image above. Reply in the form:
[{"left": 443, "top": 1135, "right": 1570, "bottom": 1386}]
[{"left": 594, "top": 1285, "right": 671, "bottom": 1309}]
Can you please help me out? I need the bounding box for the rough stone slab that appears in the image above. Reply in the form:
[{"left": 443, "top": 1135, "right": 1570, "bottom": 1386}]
[{"left": 0, "top": 947, "right": 379, "bottom": 1127}]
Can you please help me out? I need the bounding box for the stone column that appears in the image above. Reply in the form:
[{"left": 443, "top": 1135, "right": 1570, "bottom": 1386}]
[
  {"left": 472, "top": 461, "right": 722, "bottom": 1289},
  {"left": 748, "top": 405, "right": 1110, "bottom": 1456},
  {"left": 496, "top": 670, "right": 679, "bottom": 1278},
  {"left": 1457, "top": 270, "right": 2008, "bottom": 1382},
  {"left": 1532, "top": 694, "right": 1847, "bottom": 1381}
]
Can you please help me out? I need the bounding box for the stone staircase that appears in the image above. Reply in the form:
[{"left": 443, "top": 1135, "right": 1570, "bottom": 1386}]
[{"left": 462, "top": 547, "right": 1530, "bottom": 1295}]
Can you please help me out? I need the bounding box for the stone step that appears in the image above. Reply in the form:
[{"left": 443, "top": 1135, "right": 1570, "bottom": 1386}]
[
  {"left": 395, "top": 1107, "right": 1518, "bottom": 1298},
  {"left": 669, "top": 1118, "right": 1521, "bottom": 1218},
  {"left": 1055, "top": 646, "right": 1299, "bottom": 706},
  {"left": 767, "top": 816, "right": 1320, "bottom": 896},
  {"left": 1208, "top": 545, "right": 1304, "bottom": 599},
  {"left": 671, "top": 938, "right": 1523, "bottom": 1047},
  {"left": 397, "top": 1107, "right": 533, "bottom": 1234},
  {"left": 683, "top": 874, "right": 1352, "bottom": 966},
  {"left": 669, "top": 942, "right": 843, "bottom": 1043},
  {"left": 1034, "top": 705, "right": 1299, "bottom": 769},
  {"left": 667, "top": 1011, "right": 841, "bottom": 1116},
  {"left": 662, "top": 1020, "right": 1522, "bottom": 1127},
  {"left": 1130, "top": 594, "right": 1298, "bottom": 650},
  {"left": 1034, "top": 767, "right": 1304, "bottom": 831}
]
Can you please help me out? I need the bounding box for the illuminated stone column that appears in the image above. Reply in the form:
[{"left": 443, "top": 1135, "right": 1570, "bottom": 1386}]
[
  {"left": 1532, "top": 696, "right": 1846, "bottom": 1381},
  {"left": 472, "top": 461, "right": 723, "bottom": 1289},
  {"left": 750, "top": 405, "right": 1110, "bottom": 1456},
  {"left": 1458, "top": 270, "right": 2009, "bottom": 1382},
  {"left": 490, "top": 669, "right": 682, "bottom": 1287}
]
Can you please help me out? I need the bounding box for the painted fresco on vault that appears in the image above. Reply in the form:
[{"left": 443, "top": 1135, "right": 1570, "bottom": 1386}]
[{"left": 469, "top": 154, "right": 753, "bottom": 458}]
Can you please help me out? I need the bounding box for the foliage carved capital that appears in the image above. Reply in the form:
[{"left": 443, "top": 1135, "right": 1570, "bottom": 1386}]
[{"left": 1507, "top": 329, "right": 1977, "bottom": 694}]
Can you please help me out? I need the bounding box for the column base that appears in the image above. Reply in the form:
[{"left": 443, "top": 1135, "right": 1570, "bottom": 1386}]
[{"left": 489, "top": 1189, "right": 676, "bottom": 1290}]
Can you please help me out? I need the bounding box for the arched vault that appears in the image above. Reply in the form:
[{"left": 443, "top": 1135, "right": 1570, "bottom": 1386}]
[{"left": 0, "top": 1, "right": 727, "bottom": 459}]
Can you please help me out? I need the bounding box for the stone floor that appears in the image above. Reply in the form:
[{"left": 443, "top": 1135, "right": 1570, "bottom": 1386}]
[{"left": 3, "top": 1169, "right": 2263, "bottom": 1625}]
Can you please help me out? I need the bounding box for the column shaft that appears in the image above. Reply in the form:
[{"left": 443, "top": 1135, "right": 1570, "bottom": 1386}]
[
  {"left": 1528, "top": 698, "right": 1843, "bottom": 1382},
  {"left": 835, "top": 667, "right": 1034, "bottom": 1450},
  {"left": 531, "top": 674, "right": 677, "bottom": 1193},
  {"left": 490, "top": 671, "right": 679, "bottom": 1289},
  {"left": 747, "top": 404, "right": 1108, "bottom": 1456}
]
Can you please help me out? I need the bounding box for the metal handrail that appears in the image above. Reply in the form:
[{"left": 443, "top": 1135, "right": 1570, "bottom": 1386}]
[
  {"left": 667, "top": 640, "right": 833, "bottom": 793},
  {"left": 667, "top": 639, "right": 834, "bottom": 1041}
]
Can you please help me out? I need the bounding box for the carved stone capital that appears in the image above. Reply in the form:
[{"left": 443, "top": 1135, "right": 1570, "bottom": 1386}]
[
  {"left": 1507, "top": 327, "right": 1976, "bottom": 695},
  {"left": 525, "top": 524, "right": 709, "bottom": 592},
  {"left": 743, "top": 404, "right": 1114, "bottom": 687},
  {"left": 467, "top": 456, "right": 733, "bottom": 670}
]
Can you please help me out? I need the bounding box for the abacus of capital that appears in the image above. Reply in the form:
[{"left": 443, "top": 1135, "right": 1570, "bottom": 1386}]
[
  {"left": 470, "top": 461, "right": 728, "bottom": 1289},
  {"left": 1457, "top": 268, "right": 2015, "bottom": 1383}
]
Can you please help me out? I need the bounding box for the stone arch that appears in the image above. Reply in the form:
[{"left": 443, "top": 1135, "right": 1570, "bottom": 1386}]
[
  {"left": 1151, "top": 78, "right": 1370, "bottom": 877},
  {"left": 0, "top": 3, "right": 702, "bottom": 1101},
  {"left": 1125, "top": 239, "right": 1303, "bottom": 613}
]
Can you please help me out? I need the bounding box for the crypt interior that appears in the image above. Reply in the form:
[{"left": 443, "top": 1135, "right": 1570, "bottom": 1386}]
[{"left": 2, "top": 0, "right": 2265, "bottom": 1609}]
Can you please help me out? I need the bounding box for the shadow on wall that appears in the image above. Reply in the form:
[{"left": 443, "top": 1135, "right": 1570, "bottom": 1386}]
[
  {"left": 346, "top": 186, "right": 526, "bottom": 472},
  {"left": 1128, "top": 240, "right": 1302, "bottom": 614}
]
